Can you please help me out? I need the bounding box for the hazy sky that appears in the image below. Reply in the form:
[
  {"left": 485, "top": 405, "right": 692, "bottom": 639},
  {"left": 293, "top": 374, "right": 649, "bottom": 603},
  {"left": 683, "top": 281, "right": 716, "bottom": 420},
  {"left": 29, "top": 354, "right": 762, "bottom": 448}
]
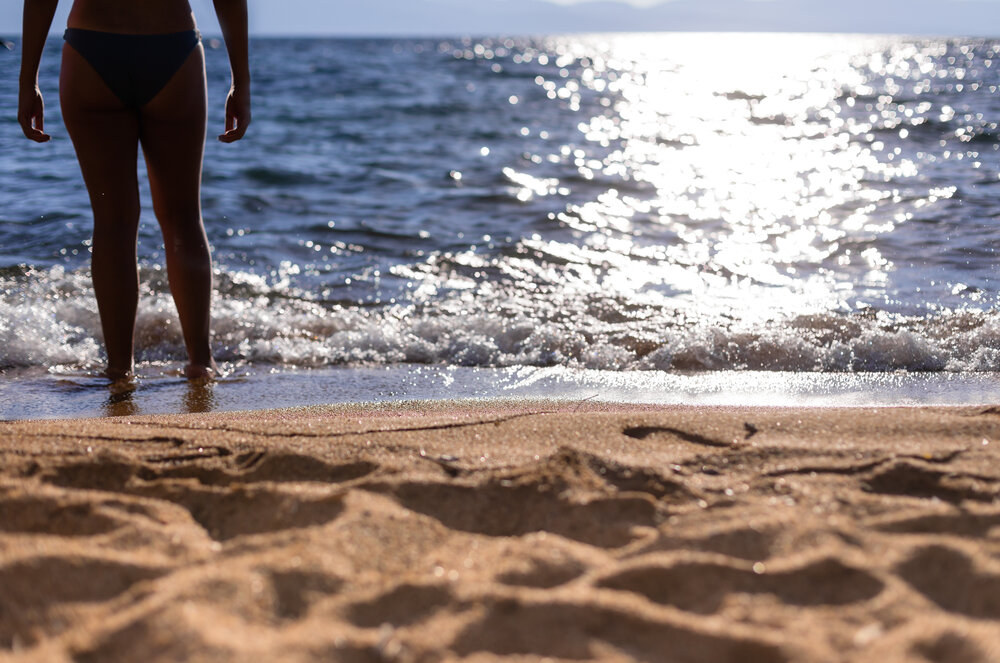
[{"left": 2, "top": 0, "right": 998, "bottom": 36}]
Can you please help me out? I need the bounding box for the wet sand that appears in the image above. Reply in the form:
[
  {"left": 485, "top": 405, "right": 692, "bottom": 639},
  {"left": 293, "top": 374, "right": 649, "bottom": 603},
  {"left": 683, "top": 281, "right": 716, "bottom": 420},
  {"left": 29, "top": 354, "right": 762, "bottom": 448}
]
[{"left": 1, "top": 401, "right": 1000, "bottom": 662}]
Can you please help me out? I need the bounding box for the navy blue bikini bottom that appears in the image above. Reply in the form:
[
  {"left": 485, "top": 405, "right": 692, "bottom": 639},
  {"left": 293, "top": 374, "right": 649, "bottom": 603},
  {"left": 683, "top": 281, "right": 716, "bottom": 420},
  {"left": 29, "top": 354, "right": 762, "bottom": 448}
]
[{"left": 63, "top": 28, "right": 201, "bottom": 109}]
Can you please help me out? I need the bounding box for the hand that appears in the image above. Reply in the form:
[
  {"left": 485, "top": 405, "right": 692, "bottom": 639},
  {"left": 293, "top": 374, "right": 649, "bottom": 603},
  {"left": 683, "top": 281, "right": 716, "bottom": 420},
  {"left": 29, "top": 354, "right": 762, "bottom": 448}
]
[
  {"left": 18, "top": 85, "right": 50, "bottom": 142},
  {"left": 218, "top": 86, "right": 250, "bottom": 143}
]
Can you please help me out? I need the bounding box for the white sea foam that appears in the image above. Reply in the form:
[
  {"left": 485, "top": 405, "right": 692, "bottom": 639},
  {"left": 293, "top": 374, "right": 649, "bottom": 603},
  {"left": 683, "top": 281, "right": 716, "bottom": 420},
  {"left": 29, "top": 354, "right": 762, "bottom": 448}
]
[
  {"left": 0, "top": 267, "right": 102, "bottom": 370},
  {"left": 3, "top": 265, "right": 997, "bottom": 375}
]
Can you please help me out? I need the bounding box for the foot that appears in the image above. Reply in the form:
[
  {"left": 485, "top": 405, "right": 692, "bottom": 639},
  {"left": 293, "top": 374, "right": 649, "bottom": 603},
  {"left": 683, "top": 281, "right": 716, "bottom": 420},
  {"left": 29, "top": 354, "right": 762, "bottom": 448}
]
[
  {"left": 104, "top": 372, "right": 137, "bottom": 397},
  {"left": 184, "top": 360, "right": 219, "bottom": 380}
]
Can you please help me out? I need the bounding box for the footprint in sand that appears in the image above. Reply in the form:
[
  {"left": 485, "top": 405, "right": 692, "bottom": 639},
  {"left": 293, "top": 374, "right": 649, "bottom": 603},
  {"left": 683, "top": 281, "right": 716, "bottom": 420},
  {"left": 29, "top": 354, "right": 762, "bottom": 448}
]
[
  {"left": 152, "top": 453, "right": 378, "bottom": 486},
  {"left": 495, "top": 556, "right": 588, "bottom": 588},
  {"left": 597, "top": 556, "right": 884, "bottom": 614},
  {"left": 633, "top": 524, "right": 778, "bottom": 562},
  {"left": 863, "top": 461, "right": 997, "bottom": 504},
  {"left": 875, "top": 510, "right": 1000, "bottom": 538},
  {"left": 452, "top": 599, "right": 787, "bottom": 663},
  {"left": 380, "top": 480, "right": 658, "bottom": 548},
  {"left": 0, "top": 495, "right": 121, "bottom": 537},
  {"left": 897, "top": 545, "right": 1000, "bottom": 619},
  {"left": 345, "top": 583, "right": 454, "bottom": 628},
  {"left": 912, "top": 630, "right": 991, "bottom": 663},
  {"left": 137, "top": 483, "right": 347, "bottom": 541},
  {"left": 0, "top": 556, "right": 165, "bottom": 649},
  {"left": 269, "top": 569, "right": 345, "bottom": 621},
  {"left": 35, "top": 458, "right": 351, "bottom": 541}
]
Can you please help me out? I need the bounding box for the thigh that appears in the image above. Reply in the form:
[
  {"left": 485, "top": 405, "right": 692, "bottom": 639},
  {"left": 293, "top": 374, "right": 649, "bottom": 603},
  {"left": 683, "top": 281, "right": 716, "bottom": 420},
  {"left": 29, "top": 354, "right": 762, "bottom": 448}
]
[
  {"left": 139, "top": 43, "right": 208, "bottom": 224},
  {"left": 59, "top": 43, "right": 141, "bottom": 223}
]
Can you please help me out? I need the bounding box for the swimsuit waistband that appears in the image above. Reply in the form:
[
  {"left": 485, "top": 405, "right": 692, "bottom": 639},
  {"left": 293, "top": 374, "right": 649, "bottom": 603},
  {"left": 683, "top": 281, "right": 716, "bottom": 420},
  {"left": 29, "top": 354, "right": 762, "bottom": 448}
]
[{"left": 64, "top": 28, "right": 202, "bottom": 41}]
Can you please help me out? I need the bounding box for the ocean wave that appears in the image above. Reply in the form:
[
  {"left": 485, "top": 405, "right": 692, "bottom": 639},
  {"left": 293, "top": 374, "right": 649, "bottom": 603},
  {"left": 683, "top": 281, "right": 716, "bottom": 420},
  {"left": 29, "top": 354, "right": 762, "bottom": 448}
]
[{"left": 3, "top": 265, "right": 997, "bottom": 374}]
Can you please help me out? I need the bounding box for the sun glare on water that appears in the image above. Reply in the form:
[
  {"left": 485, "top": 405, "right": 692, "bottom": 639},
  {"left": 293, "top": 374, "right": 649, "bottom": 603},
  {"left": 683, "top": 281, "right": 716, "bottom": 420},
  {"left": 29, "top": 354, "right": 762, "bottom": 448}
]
[{"left": 497, "top": 33, "right": 952, "bottom": 325}]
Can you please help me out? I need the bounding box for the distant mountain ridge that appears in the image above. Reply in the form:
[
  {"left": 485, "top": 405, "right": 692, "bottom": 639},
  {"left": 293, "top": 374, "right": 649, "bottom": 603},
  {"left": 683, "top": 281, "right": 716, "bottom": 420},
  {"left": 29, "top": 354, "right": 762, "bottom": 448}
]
[{"left": 251, "top": 0, "right": 1000, "bottom": 36}]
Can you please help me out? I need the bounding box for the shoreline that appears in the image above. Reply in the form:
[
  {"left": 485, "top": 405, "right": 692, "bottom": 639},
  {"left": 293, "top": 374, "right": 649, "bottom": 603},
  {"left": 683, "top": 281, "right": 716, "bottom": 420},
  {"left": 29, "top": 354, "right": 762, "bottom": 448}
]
[
  {"left": 2, "top": 401, "right": 1000, "bottom": 661},
  {"left": 5, "top": 365, "right": 1000, "bottom": 421}
]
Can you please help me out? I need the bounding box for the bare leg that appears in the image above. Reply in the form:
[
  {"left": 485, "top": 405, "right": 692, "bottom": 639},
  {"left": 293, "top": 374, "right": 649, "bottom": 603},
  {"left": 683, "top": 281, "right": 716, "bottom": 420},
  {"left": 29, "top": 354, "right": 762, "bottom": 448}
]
[
  {"left": 59, "top": 44, "right": 141, "bottom": 380},
  {"left": 139, "top": 43, "right": 217, "bottom": 378}
]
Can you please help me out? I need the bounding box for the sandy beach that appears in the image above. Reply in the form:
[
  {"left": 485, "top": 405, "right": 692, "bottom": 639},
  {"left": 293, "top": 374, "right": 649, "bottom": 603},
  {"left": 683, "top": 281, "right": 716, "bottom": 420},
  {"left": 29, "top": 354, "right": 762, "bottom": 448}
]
[{"left": 1, "top": 401, "right": 999, "bottom": 662}]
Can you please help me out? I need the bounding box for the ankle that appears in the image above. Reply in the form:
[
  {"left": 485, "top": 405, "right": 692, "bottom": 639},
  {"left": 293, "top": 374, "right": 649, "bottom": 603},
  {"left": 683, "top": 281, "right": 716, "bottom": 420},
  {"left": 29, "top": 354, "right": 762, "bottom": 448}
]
[
  {"left": 105, "top": 364, "right": 134, "bottom": 381},
  {"left": 184, "top": 361, "right": 218, "bottom": 380}
]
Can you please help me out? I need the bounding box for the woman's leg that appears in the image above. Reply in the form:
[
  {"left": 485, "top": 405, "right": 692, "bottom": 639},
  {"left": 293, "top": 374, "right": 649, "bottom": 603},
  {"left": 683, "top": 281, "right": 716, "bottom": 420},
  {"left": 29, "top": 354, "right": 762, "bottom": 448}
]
[
  {"left": 139, "top": 43, "right": 217, "bottom": 378},
  {"left": 59, "top": 43, "right": 141, "bottom": 380}
]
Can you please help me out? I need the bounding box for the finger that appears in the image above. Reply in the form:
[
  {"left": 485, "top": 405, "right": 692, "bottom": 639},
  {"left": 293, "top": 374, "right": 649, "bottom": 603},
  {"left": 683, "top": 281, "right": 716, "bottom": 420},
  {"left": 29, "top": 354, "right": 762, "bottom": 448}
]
[
  {"left": 19, "top": 116, "right": 49, "bottom": 142},
  {"left": 24, "top": 127, "right": 51, "bottom": 142},
  {"left": 217, "top": 127, "right": 244, "bottom": 143},
  {"left": 217, "top": 119, "right": 236, "bottom": 141},
  {"left": 218, "top": 117, "right": 249, "bottom": 142},
  {"left": 33, "top": 120, "right": 50, "bottom": 141}
]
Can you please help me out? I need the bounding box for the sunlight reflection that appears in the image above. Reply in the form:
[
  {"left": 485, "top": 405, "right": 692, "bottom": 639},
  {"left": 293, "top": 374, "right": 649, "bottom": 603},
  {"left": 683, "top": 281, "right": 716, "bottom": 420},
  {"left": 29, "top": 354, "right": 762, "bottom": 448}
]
[{"left": 506, "top": 33, "right": 943, "bottom": 322}]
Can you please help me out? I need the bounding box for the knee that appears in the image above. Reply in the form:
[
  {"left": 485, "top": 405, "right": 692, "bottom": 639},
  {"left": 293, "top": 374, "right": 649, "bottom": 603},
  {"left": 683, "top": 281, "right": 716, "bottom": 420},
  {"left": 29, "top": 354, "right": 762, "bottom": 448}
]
[
  {"left": 153, "top": 199, "right": 202, "bottom": 230},
  {"left": 157, "top": 209, "right": 209, "bottom": 251},
  {"left": 91, "top": 210, "right": 140, "bottom": 254}
]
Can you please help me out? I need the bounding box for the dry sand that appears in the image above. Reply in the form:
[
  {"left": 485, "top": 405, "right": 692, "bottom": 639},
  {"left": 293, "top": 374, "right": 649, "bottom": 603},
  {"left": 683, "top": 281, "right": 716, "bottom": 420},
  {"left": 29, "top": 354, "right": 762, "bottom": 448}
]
[{"left": 1, "top": 401, "right": 1000, "bottom": 662}]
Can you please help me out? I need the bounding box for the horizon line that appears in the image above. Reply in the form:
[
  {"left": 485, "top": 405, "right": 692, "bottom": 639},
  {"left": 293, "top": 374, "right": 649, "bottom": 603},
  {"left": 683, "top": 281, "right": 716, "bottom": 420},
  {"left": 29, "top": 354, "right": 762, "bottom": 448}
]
[{"left": 2, "top": 29, "right": 1000, "bottom": 40}]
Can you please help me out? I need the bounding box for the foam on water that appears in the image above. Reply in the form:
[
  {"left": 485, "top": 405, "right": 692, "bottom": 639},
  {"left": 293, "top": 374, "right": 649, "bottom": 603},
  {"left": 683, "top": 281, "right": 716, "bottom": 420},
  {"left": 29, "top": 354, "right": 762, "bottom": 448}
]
[{"left": 2, "top": 264, "right": 998, "bottom": 375}]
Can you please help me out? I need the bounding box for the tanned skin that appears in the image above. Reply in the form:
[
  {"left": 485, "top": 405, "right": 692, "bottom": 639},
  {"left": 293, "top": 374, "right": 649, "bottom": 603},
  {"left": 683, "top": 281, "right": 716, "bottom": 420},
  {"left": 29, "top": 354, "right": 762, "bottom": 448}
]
[{"left": 18, "top": 0, "right": 250, "bottom": 380}]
